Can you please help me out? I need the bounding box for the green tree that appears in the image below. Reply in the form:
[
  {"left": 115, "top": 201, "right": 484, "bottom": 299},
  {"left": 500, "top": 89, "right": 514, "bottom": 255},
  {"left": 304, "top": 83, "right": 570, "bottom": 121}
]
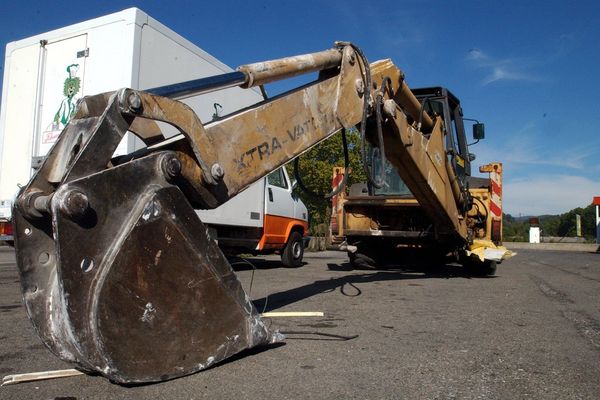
[
  {"left": 503, "top": 204, "right": 596, "bottom": 242},
  {"left": 539, "top": 215, "right": 560, "bottom": 236},
  {"left": 581, "top": 204, "right": 597, "bottom": 238},
  {"left": 286, "top": 127, "right": 366, "bottom": 234},
  {"left": 502, "top": 213, "right": 528, "bottom": 242},
  {"left": 557, "top": 204, "right": 596, "bottom": 239}
]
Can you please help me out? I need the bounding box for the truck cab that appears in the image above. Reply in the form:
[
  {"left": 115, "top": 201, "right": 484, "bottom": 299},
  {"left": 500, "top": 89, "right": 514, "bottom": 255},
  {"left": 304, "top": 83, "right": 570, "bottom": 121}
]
[{"left": 197, "top": 166, "right": 309, "bottom": 267}]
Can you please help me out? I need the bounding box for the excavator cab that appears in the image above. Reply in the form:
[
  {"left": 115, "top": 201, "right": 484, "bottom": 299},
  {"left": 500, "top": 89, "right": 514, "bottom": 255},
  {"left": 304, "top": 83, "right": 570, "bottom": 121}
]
[
  {"left": 412, "top": 87, "right": 473, "bottom": 180},
  {"left": 369, "top": 86, "right": 480, "bottom": 198},
  {"left": 343, "top": 84, "right": 506, "bottom": 270}
]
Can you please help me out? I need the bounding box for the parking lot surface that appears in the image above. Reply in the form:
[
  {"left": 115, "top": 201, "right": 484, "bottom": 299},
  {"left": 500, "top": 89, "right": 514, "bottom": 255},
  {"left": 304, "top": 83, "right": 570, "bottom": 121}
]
[{"left": 1, "top": 247, "right": 599, "bottom": 399}]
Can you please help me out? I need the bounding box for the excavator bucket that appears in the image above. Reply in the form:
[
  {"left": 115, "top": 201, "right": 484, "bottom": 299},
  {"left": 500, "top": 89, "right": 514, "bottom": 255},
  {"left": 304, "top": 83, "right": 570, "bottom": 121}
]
[{"left": 12, "top": 90, "right": 279, "bottom": 384}]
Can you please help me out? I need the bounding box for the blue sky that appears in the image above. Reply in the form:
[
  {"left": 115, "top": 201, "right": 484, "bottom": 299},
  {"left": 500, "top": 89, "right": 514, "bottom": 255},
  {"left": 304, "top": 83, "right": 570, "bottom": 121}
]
[{"left": 1, "top": 0, "right": 599, "bottom": 216}]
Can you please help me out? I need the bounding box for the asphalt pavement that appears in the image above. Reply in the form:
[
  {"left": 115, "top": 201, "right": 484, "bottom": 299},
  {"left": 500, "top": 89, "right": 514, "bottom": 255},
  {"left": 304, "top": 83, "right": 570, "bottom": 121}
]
[{"left": 1, "top": 247, "right": 599, "bottom": 399}]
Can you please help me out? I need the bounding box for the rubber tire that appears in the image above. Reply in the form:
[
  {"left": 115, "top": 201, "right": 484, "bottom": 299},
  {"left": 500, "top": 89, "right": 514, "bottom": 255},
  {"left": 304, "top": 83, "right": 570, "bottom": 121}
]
[
  {"left": 281, "top": 231, "right": 304, "bottom": 268},
  {"left": 348, "top": 251, "right": 378, "bottom": 269},
  {"left": 465, "top": 259, "right": 497, "bottom": 277},
  {"left": 483, "top": 260, "right": 497, "bottom": 277}
]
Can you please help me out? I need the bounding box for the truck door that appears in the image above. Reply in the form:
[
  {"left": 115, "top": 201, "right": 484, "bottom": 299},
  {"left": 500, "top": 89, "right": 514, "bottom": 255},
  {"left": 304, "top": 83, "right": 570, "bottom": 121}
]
[
  {"left": 35, "top": 34, "right": 87, "bottom": 160},
  {"left": 265, "top": 167, "right": 295, "bottom": 216},
  {"left": 262, "top": 168, "right": 295, "bottom": 247}
]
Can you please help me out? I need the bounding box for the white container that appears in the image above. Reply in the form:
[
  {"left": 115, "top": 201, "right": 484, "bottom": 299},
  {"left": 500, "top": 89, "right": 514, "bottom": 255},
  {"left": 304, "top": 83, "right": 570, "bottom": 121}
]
[
  {"left": 0, "top": 8, "right": 309, "bottom": 263},
  {"left": 529, "top": 227, "right": 540, "bottom": 244},
  {"left": 0, "top": 7, "right": 262, "bottom": 207}
]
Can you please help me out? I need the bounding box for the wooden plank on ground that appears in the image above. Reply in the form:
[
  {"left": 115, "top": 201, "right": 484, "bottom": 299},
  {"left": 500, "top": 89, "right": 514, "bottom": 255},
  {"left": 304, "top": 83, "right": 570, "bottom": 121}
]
[{"left": 1, "top": 369, "right": 84, "bottom": 386}]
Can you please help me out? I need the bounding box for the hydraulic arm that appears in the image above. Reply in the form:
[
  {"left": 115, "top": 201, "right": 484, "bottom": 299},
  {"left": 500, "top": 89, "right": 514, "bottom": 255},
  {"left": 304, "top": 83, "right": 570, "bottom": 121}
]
[{"left": 14, "top": 43, "right": 474, "bottom": 383}]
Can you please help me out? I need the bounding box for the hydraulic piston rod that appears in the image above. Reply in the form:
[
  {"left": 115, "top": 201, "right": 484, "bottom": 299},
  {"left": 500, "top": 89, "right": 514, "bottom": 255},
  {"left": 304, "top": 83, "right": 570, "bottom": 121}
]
[
  {"left": 238, "top": 48, "right": 343, "bottom": 87},
  {"left": 148, "top": 71, "right": 247, "bottom": 98},
  {"left": 147, "top": 48, "right": 343, "bottom": 99}
]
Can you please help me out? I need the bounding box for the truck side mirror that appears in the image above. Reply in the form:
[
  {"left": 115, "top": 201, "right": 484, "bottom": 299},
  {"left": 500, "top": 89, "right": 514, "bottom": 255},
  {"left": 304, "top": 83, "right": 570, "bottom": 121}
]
[
  {"left": 290, "top": 179, "right": 299, "bottom": 200},
  {"left": 473, "top": 123, "right": 485, "bottom": 140}
]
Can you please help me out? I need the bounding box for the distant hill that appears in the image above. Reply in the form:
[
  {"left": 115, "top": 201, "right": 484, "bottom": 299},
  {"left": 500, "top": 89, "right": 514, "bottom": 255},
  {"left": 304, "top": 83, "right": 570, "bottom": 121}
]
[
  {"left": 510, "top": 214, "right": 556, "bottom": 222},
  {"left": 503, "top": 203, "right": 596, "bottom": 242}
]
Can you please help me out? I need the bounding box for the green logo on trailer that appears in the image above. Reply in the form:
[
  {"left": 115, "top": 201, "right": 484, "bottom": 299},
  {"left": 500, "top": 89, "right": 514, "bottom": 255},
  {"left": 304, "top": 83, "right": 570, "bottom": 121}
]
[{"left": 53, "top": 64, "right": 81, "bottom": 128}]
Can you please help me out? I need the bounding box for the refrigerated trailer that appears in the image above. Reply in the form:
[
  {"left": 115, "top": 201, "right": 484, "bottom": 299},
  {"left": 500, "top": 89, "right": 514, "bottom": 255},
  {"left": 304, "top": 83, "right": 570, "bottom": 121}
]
[{"left": 0, "top": 8, "right": 309, "bottom": 265}]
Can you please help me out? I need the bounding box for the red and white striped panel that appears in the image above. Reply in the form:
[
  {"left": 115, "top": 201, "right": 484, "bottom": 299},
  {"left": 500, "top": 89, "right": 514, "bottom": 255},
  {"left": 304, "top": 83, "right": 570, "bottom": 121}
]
[
  {"left": 479, "top": 163, "right": 503, "bottom": 219},
  {"left": 330, "top": 167, "right": 345, "bottom": 236}
]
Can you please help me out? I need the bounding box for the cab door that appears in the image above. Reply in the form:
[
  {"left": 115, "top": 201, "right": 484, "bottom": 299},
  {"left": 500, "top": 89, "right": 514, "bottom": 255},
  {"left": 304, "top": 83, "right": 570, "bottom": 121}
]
[
  {"left": 265, "top": 167, "right": 294, "bottom": 217},
  {"left": 261, "top": 167, "right": 295, "bottom": 248}
]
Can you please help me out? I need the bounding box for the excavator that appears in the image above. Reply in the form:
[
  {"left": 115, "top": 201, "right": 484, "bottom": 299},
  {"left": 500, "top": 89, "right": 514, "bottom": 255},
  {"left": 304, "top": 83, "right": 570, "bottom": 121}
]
[
  {"left": 340, "top": 86, "right": 505, "bottom": 274},
  {"left": 11, "top": 42, "right": 509, "bottom": 384}
]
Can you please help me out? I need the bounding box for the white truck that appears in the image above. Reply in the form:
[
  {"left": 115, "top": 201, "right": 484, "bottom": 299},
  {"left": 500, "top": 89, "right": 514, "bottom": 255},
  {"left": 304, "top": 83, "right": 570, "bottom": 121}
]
[
  {"left": 197, "top": 166, "right": 309, "bottom": 267},
  {"left": 0, "top": 8, "right": 309, "bottom": 265}
]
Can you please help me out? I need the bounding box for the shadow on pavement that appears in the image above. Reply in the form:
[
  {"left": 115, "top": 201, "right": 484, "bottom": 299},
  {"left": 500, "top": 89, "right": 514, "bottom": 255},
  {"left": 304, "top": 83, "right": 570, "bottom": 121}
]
[
  {"left": 253, "top": 261, "right": 492, "bottom": 312},
  {"left": 227, "top": 256, "right": 307, "bottom": 271}
]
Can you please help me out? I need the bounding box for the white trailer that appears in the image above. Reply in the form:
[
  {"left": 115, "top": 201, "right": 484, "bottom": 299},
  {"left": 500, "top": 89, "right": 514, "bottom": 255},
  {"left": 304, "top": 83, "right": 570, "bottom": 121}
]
[{"left": 0, "top": 8, "right": 309, "bottom": 265}]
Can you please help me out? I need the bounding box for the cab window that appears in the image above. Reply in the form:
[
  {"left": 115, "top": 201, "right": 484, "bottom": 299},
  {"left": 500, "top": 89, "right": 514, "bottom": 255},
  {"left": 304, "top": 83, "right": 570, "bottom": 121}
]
[
  {"left": 267, "top": 168, "right": 288, "bottom": 189},
  {"left": 371, "top": 147, "right": 412, "bottom": 196}
]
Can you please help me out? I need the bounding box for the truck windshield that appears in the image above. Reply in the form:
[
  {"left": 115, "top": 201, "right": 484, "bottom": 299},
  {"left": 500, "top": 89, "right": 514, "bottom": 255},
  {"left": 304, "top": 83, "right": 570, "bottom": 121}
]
[{"left": 371, "top": 147, "right": 413, "bottom": 196}]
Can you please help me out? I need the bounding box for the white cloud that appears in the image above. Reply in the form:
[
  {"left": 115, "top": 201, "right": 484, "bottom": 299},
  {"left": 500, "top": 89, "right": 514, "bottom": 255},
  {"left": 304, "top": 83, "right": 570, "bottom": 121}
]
[
  {"left": 472, "top": 123, "right": 600, "bottom": 216},
  {"left": 467, "top": 48, "right": 487, "bottom": 61},
  {"left": 466, "top": 48, "right": 541, "bottom": 85},
  {"left": 503, "top": 175, "right": 600, "bottom": 216},
  {"left": 483, "top": 66, "right": 539, "bottom": 85},
  {"left": 474, "top": 128, "right": 599, "bottom": 171}
]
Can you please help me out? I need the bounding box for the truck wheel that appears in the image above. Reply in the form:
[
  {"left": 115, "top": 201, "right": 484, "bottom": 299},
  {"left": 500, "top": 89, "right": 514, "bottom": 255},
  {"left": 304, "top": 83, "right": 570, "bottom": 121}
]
[{"left": 281, "top": 231, "right": 304, "bottom": 267}]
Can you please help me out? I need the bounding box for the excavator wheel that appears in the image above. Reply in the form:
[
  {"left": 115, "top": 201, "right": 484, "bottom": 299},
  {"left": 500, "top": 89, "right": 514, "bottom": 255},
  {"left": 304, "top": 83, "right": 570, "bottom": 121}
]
[
  {"left": 464, "top": 258, "right": 497, "bottom": 277},
  {"left": 346, "top": 238, "right": 388, "bottom": 269},
  {"left": 347, "top": 240, "right": 384, "bottom": 269},
  {"left": 348, "top": 251, "right": 378, "bottom": 269},
  {"left": 482, "top": 260, "right": 497, "bottom": 276},
  {"left": 281, "top": 230, "right": 304, "bottom": 267}
]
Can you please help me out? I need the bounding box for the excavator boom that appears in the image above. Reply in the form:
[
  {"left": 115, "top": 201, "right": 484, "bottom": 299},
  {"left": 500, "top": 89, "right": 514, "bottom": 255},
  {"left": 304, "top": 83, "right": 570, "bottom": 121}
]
[{"left": 14, "top": 43, "right": 477, "bottom": 383}]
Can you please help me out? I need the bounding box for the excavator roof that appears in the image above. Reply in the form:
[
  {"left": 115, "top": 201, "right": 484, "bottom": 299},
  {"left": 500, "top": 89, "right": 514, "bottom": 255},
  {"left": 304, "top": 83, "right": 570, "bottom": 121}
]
[{"left": 412, "top": 87, "right": 460, "bottom": 106}]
